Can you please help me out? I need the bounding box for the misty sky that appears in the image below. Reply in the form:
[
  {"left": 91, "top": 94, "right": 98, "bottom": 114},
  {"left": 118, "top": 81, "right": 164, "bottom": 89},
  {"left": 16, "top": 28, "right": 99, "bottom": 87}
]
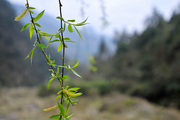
[{"left": 8, "top": 0, "right": 180, "bottom": 36}]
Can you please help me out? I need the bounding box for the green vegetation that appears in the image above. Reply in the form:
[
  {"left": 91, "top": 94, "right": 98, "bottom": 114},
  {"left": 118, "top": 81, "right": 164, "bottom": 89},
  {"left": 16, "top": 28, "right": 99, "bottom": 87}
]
[
  {"left": 14, "top": 0, "right": 88, "bottom": 119},
  {"left": 0, "top": 0, "right": 56, "bottom": 86},
  {"left": 96, "top": 8, "right": 180, "bottom": 109}
]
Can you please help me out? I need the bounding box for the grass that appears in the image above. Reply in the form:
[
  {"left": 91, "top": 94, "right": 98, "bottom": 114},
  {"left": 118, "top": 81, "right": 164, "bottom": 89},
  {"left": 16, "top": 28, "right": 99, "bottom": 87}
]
[{"left": 1, "top": 87, "right": 180, "bottom": 120}]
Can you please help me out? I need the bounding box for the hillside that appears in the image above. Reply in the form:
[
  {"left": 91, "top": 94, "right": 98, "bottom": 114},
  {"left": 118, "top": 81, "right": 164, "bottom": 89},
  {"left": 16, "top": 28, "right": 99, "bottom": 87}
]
[
  {"left": 0, "top": 0, "right": 60, "bottom": 86},
  {"left": 96, "top": 8, "right": 180, "bottom": 109}
]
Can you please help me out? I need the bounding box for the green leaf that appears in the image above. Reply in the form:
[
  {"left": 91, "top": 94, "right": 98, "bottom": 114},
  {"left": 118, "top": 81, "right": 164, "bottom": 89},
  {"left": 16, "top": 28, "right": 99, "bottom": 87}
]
[
  {"left": 56, "top": 16, "right": 64, "bottom": 21},
  {"left": 66, "top": 113, "right": 74, "bottom": 119},
  {"left": 64, "top": 37, "right": 76, "bottom": 43},
  {"left": 57, "top": 90, "right": 63, "bottom": 94},
  {"left": 27, "top": 7, "right": 35, "bottom": 9},
  {"left": 73, "top": 26, "right": 85, "bottom": 42},
  {"left": 72, "top": 100, "right": 78, "bottom": 104},
  {"left": 64, "top": 37, "right": 70, "bottom": 40},
  {"left": 39, "top": 34, "right": 43, "bottom": 41},
  {"left": 68, "top": 88, "right": 80, "bottom": 92},
  {"left": 66, "top": 69, "right": 69, "bottom": 75},
  {"left": 34, "top": 23, "right": 41, "bottom": 27},
  {"left": 41, "top": 32, "right": 54, "bottom": 36},
  {"left": 29, "top": 10, "right": 34, "bottom": 14},
  {"left": 57, "top": 43, "right": 63, "bottom": 52},
  {"left": 74, "top": 18, "right": 88, "bottom": 26},
  {"left": 68, "top": 24, "right": 73, "bottom": 33},
  {"left": 44, "top": 36, "right": 49, "bottom": 40},
  {"left": 64, "top": 22, "right": 66, "bottom": 31},
  {"left": 30, "top": 47, "right": 35, "bottom": 65},
  {"left": 65, "top": 44, "right": 68, "bottom": 48},
  {"left": 47, "top": 77, "right": 55, "bottom": 89},
  {"left": 34, "top": 10, "right": 45, "bottom": 22},
  {"left": 55, "top": 94, "right": 62, "bottom": 100},
  {"left": 72, "top": 93, "right": 83, "bottom": 97},
  {"left": 70, "top": 69, "right": 82, "bottom": 78},
  {"left": 24, "top": 47, "right": 34, "bottom": 60},
  {"left": 37, "top": 44, "right": 47, "bottom": 49},
  {"left": 26, "top": 46, "right": 36, "bottom": 64},
  {"left": 65, "top": 86, "right": 69, "bottom": 89},
  {"left": 21, "top": 23, "right": 31, "bottom": 32},
  {"left": 57, "top": 66, "right": 59, "bottom": 75},
  {"left": 68, "top": 19, "right": 75, "bottom": 22},
  {"left": 64, "top": 40, "right": 76, "bottom": 43},
  {"left": 57, "top": 102, "right": 65, "bottom": 117},
  {"left": 49, "top": 114, "right": 60, "bottom": 119},
  {"left": 72, "top": 60, "right": 79, "bottom": 68},
  {"left": 29, "top": 24, "right": 34, "bottom": 39},
  {"left": 55, "top": 34, "right": 59, "bottom": 38},
  {"left": 50, "top": 39, "right": 61, "bottom": 43},
  {"left": 66, "top": 103, "right": 70, "bottom": 114}
]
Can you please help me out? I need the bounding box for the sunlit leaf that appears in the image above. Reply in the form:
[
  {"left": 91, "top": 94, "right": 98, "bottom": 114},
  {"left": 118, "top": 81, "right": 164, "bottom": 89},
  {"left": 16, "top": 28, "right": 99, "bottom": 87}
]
[
  {"left": 72, "top": 100, "right": 78, "bottom": 104},
  {"left": 57, "top": 102, "right": 65, "bottom": 117},
  {"left": 29, "top": 10, "right": 34, "bottom": 14},
  {"left": 68, "top": 19, "right": 75, "bottom": 22},
  {"left": 72, "top": 93, "right": 82, "bottom": 97},
  {"left": 55, "top": 94, "right": 62, "bottom": 100},
  {"left": 64, "top": 22, "right": 66, "bottom": 31},
  {"left": 34, "top": 23, "right": 41, "bottom": 27},
  {"left": 74, "top": 18, "right": 88, "bottom": 26},
  {"left": 37, "top": 44, "right": 47, "bottom": 49},
  {"left": 68, "top": 24, "right": 73, "bottom": 33},
  {"left": 30, "top": 48, "right": 34, "bottom": 65},
  {"left": 70, "top": 68, "right": 81, "bottom": 78},
  {"left": 39, "top": 34, "right": 42, "bottom": 41},
  {"left": 29, "top": 24, "right": 34, "bottom": 39},
  {"left": 64, "top": 37, "right": 70, "bottom": 40},
  {"left": 73, "top": 26, "right": 85, "bottom": 42},
  {"left": 56, "top": 16, "right": 64, "bottom": 21},
  {"left": 21, "top": 23, "right": 31, "bottom": 32},
  {"left": 57, "top": 90, "right": 63, "bottom": 94},
  {"left": 41, "top": 32, "right": 54, "bottom": 36},
  {"left": 57, "top": 43, "right": 63, "bottom": 52},
  {"left": 66, "top": 113, "right": 74, "bottom": 119},
  {"left": 65, "top": 86, "right": 69, "bottom": 89},
  {"left": 57, "top": 66, "right": 59, "bottom": 76},
  {"left": 50, "top": 39, "right": 61, "bottom": 43},
  {"left": 68, "top": 88, "right": 80, "bottom": 92},
  {"left": 47, "top": 77, "right": 55, "bottom": 89},
  {"left": 66, "top": 103, "right": 70, "bottom": 114},
  {"left": 72, "top": 60, "right": 79, "bottom": 68},
  {"left": 64, "top": 37, "right": 76, "bottom": 43},
  {"left": 34, "top": 10, "right": 45, "bottom": 22},
  {"left": 49, "top": 114, "right": 60, "bottom": 119},
  {"left": 27, "top": 7, "right": 35, "bottom": 9}
]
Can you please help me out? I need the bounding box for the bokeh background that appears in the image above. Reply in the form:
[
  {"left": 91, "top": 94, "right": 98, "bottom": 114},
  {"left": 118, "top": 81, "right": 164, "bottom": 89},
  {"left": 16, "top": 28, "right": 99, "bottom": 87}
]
[{"left": 1, "top": 0, "right": 180, "bottom": 119}]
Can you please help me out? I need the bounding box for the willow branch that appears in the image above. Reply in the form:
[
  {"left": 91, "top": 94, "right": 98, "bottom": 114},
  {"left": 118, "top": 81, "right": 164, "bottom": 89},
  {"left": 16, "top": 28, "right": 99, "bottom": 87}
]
[
  {"left": 26, "top": 0, "right": 62, "bottom": 86},
  {"left": 58, "top": 0, "right": 66, "bottom": 119}
]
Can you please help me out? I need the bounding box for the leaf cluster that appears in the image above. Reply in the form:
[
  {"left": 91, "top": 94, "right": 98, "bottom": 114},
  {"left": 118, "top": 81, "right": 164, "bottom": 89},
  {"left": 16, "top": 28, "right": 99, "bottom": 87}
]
[{"left": 16, "top": 4, "right": 87, "bottom": 120}]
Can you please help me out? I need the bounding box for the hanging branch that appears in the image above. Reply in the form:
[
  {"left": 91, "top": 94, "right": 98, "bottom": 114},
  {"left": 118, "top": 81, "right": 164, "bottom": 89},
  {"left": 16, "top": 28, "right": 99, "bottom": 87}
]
[{"left": 15, "top": 0, "right": 88, "bottom": 119}]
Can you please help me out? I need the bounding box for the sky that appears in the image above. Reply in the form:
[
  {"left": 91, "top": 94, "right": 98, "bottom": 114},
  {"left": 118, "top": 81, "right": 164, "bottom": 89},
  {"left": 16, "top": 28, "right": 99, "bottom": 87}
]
[{"left": 8, "top": 0, "right": 180, "bottom": 36}]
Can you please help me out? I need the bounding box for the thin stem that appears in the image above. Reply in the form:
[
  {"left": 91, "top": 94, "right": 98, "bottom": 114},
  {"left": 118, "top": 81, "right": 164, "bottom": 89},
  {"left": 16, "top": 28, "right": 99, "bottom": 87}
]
[
  {"left": 58, "top": 0, "right": 65, "bottom": 119},
  {"left": 26, "top": 0, "right": 62, "bottom": 86}
]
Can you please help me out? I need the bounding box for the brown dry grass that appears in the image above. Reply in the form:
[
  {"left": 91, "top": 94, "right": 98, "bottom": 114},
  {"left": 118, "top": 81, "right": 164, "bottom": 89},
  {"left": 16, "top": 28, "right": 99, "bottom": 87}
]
[{"left": 0, "top": 87, "right": 180, "bottom": 120}]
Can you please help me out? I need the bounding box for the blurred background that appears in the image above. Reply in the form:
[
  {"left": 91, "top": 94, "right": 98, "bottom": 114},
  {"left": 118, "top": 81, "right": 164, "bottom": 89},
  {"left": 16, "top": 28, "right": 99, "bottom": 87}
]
[{"left": 1, "top": 0, "right": 180, "bottom": 119}]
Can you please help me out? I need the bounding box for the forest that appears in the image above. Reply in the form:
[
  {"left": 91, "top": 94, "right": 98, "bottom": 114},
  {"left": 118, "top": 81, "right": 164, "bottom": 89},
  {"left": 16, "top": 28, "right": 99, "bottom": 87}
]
[{"left": 95, "top": 7, "right": 180, "bottom": 108}]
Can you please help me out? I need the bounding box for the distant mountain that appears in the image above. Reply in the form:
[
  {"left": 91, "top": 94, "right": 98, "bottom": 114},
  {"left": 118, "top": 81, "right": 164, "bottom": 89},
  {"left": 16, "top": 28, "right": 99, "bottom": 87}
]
[
  {"left": 0, "top": 0, "right": 62, "bottom": 86},
  {"left": 11, "top": 4, "right": 115, "bottom": 63}
]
